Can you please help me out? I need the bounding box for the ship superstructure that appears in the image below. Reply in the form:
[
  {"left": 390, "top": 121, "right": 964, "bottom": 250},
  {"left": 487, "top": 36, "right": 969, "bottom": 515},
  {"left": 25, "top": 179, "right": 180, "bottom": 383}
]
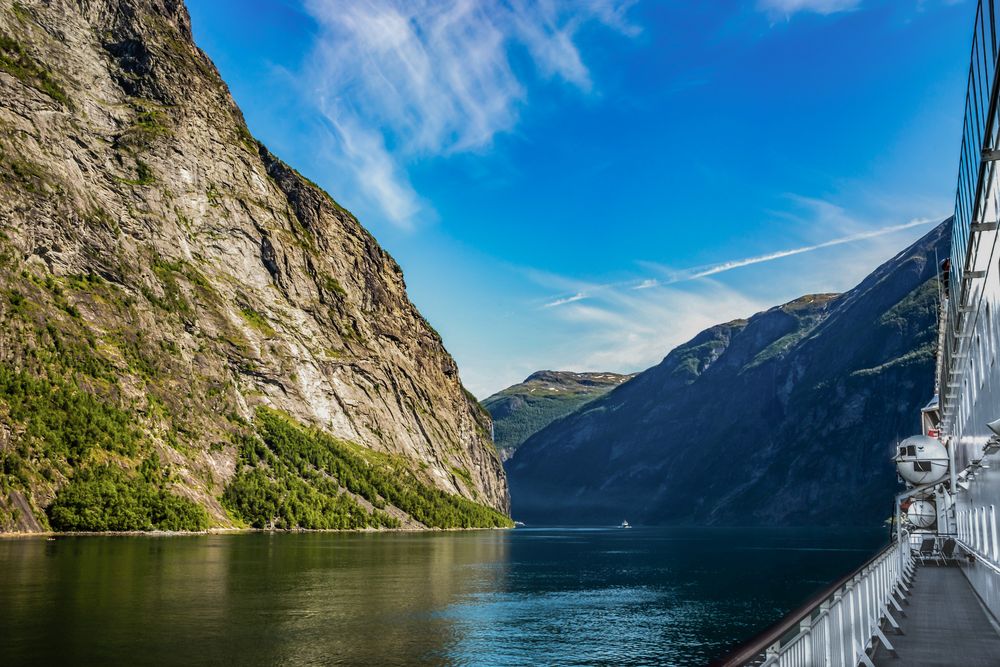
[
  {"left": 718, "top": 1, "right": 1000, "bottom": 664},
  {"left": 933, "top": 0, "right": 1000, "bottom": 621}
]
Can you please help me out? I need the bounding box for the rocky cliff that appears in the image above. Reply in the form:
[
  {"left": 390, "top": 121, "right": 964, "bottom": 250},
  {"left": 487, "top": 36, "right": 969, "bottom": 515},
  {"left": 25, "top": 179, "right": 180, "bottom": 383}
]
[
  {"left": 0, "top": 0, "right": 508, "bottom": 531},
  {"left": 484, "top": 371, "right": 634, "bottom": 461},
  {"left": 507, "top": 221, "right": 949, "bottom": 527}
]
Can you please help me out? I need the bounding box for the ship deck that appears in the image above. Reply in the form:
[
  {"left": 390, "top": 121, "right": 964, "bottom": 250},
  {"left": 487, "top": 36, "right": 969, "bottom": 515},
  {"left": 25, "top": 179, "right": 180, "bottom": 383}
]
[{"left": 872, "top": 564, "right": 1000, "bottom": 666}]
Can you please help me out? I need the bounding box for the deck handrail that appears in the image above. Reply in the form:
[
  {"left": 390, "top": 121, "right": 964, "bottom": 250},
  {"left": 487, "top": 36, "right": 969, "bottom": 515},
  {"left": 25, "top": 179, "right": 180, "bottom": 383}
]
[{"left": 712, "top": 538, "right": 911, "bottom": 667}]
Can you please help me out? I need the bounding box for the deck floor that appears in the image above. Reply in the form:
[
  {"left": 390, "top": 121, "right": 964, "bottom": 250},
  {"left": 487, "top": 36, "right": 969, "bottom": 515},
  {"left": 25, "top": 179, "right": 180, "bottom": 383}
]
[{"left": 872, "top": 564, "right": 1000, "bottom": 666}]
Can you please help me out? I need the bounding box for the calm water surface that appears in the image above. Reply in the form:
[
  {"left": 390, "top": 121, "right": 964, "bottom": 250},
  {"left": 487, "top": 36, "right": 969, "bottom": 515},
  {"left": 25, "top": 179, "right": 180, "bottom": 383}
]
[{"left": 0, "top": 527, "right": 885, "bottom": 666}]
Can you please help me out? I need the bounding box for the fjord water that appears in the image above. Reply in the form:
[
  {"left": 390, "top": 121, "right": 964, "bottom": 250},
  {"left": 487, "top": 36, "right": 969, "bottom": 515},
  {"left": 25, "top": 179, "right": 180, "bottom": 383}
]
[{"left": 0, "top": 527, "right": 883, "bottom": 666}]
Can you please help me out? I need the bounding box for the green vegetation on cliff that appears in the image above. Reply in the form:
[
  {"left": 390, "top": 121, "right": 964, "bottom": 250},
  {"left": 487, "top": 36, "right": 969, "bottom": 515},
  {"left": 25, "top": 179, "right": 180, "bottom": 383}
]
[
  {"left": 0, "top": 365, "right": 140, "bottom": 464},
  {"left": 225, "top": 409, "right": 513, "bottom": 530},
  {"left": 49, "top": 460, "right": 208, "bottom": 531},
  {"left": 0, "top": 252, "right": 235, "bottom": 531},
  {"left": 0, "top": 254, "right": 509, "bottom": 532},
  {"left": 0, "top": 30, "right": 71, "bottom": 107},
  {"left": 0, "top": 345, "right": 207, "bottom": 532},
  {"left": 483, "top": 371, "right": 633, "bottom": 460}
]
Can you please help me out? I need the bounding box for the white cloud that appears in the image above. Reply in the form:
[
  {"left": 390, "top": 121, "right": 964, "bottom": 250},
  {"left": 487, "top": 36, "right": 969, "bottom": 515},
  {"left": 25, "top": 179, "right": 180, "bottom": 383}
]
[
  {"left": 319, "top": 116, "right": 422, "bottom": 227},
  {"left": 302, "top": 0, "right": 637, "bottom": 227},
  {"left": 537, "top": 278, "right": 771, "bottom": 372},
  {"left": 757, "top": 0, "right": 862, "bottom": 17}
]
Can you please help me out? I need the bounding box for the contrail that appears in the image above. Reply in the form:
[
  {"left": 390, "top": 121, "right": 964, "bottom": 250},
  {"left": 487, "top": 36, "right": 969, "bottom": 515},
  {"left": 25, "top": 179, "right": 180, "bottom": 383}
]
[
  {"left": 661, "top": 218, "right": 936, "bottom": 284},
  {"left": 544, "top": 218, "right": 938, "bottom": 307},
  {"left": 543, "top": 292, "right": 588, "bottom": 308}
]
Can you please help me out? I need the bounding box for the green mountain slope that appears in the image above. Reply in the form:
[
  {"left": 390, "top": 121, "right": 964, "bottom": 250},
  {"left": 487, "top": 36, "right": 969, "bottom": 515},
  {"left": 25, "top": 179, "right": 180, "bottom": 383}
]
[{"left": 483, "top": 371, "right": 634, "bottom": 461}]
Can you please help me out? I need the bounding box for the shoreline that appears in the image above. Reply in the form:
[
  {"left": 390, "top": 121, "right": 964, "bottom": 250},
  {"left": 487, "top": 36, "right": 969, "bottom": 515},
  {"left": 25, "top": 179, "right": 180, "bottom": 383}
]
[{"left": 0, "top": 525, "right": 514, "bottom": 539}]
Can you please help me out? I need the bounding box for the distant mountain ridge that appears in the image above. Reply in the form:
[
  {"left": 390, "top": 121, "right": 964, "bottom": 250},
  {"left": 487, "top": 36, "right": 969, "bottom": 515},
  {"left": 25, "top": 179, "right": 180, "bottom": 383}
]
[
  {"left": 483, "top": 371, "right": 634, "bottom": 461},
  {"left": 507, "top": 220, "right": 949, "bottom": 526}
]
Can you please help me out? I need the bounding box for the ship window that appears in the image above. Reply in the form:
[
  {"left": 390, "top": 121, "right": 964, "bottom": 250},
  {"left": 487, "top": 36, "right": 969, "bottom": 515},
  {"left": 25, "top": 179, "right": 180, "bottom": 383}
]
[
  {"left": 907, "top": 446, "right": 917, "bottom": 457},
  {"left": 914, "top": 461, "right": 932, "bottom": 472}
]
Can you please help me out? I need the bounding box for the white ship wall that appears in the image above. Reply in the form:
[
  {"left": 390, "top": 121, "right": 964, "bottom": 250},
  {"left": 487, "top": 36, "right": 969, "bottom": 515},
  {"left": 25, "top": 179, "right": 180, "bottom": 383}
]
[
  {"left": 934, "top": 0, "right": 1000, "bottom": 621},
  {"left": 944, "top": 119, "right": 1000, "bottom": 621}
]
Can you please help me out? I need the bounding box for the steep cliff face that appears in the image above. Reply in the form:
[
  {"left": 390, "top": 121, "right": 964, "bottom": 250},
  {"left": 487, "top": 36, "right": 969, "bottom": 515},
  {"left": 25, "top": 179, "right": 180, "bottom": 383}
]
[
  {"left": 0, "top": 0, "right": 508, "bottom": 531},
  {"left": 484, "top": 371, "right": 634, "bottom": 461},
  {"left": 507, "top": 221, "right": 949, "bottom": 527}
]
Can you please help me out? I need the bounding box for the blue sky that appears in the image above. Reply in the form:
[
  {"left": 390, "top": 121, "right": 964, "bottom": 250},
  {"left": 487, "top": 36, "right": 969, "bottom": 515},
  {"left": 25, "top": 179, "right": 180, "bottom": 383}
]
[{"left": 187, "top": 0, "right": 971, "bottom": 397}]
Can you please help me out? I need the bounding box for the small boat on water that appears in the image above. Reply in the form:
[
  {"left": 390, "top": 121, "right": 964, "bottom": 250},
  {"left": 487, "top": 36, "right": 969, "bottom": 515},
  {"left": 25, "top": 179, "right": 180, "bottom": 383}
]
[{"left": 619, "top": 520, "right": 630, "bottom": 529}]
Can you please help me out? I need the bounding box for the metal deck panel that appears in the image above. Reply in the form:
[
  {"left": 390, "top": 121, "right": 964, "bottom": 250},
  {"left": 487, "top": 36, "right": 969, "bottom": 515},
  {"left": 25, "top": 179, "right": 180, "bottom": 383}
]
[{"left": 873, "top": 564, "right": 1000, "bottom": 666}]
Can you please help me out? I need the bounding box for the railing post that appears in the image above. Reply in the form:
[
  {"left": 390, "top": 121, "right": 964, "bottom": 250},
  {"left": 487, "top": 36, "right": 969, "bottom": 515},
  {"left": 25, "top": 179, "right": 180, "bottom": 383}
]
[
  {"left": 831, "top": 589, "right": 844, "bottom": 667},
  {"left": 820, "top": 600, "right": 832, "bottom": 667},
  {"left": 800, "top": 614, "right": 813, "bottom": 666},
  {"left": 862, "top": 568, "right": 872, "bottom": 646},
  {"left": 847, "top": 578, "right": 858, "bottom": 665},
  {"left": 765, "top": 640, "right": 780, "bottom": 665},
  {"left": 870, "top": 566, "right": 877, "bottom": 633},
  {"left": 877, "top": 560, "right": 884, "bottom": 613},
  {"left": 902, "top": 539, "right": 908, "bottom": 576},
  {"left": 836, "top": 588, "right": 847, "bottom": 667}
]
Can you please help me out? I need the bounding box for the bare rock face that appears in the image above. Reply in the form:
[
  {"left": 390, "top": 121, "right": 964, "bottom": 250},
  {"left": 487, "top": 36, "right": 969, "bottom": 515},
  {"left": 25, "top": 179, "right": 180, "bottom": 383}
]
[{"left": 0, "top": 0, "right": 507, "bottom": 530}]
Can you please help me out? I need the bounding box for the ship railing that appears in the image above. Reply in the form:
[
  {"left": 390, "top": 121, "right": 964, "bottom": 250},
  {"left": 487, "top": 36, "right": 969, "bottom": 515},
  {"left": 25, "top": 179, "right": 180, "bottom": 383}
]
[
  {"left": 713, "top": 537, "right": 913, "bottom": 667},
  {"left": 942, "top": 0, "right": 1000, "bottom": 430}
]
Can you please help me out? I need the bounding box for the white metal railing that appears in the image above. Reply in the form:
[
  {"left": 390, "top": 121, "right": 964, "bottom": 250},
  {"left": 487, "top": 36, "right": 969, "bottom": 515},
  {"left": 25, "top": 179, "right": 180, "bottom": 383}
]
[{"left": 717, "top": 538, "right": 913, "bottom": 667}]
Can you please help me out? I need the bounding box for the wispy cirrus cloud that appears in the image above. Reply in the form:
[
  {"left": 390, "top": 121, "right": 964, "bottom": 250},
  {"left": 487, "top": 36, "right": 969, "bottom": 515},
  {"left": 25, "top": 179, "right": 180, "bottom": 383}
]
[
  {"left": 302, "top": 0, "right": 638, "bottom": 228},
  {"left": 757, "top": 0, "right": 862, "bottom": 18},
  {"left": 534, "top": 276, "right": 772, "bottom": 371}
]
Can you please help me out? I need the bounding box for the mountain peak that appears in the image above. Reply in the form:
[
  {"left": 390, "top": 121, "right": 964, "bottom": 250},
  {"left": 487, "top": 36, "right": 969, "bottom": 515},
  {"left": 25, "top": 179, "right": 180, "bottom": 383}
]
[{"left": 522, "top": 370, "right": 634, "bottom": 386}]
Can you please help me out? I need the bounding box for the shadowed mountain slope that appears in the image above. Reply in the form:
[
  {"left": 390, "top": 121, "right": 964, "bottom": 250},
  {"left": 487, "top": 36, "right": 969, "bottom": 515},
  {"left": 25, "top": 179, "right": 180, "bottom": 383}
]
[{"left": 507, "top": 220, "right": 949, "bottom": 527}]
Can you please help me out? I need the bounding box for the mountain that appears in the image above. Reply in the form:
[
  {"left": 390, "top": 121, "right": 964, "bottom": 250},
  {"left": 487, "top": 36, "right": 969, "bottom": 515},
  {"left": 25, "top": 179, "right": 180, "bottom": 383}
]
[
  {"left": 507, "top": 221, "right": 949, "bottom": 527},
  {"left": 483, "top": 371, "right": 635, "bottom": 461},
  {"left": 0, "top": 0, "right": 508, "bottom": 532}
]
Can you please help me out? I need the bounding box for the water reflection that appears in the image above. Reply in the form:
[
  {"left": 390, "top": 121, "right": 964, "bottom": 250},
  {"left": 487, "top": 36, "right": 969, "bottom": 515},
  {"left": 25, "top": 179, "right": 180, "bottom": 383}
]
[{"left": 0, "top": 527, "right": 882, "bottom": 666}]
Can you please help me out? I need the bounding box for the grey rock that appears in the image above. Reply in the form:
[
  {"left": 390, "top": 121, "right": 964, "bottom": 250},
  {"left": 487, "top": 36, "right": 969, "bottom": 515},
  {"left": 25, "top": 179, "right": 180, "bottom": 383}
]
[{"left": 0, "top": 0, "right": 507, "bottom": 530}]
